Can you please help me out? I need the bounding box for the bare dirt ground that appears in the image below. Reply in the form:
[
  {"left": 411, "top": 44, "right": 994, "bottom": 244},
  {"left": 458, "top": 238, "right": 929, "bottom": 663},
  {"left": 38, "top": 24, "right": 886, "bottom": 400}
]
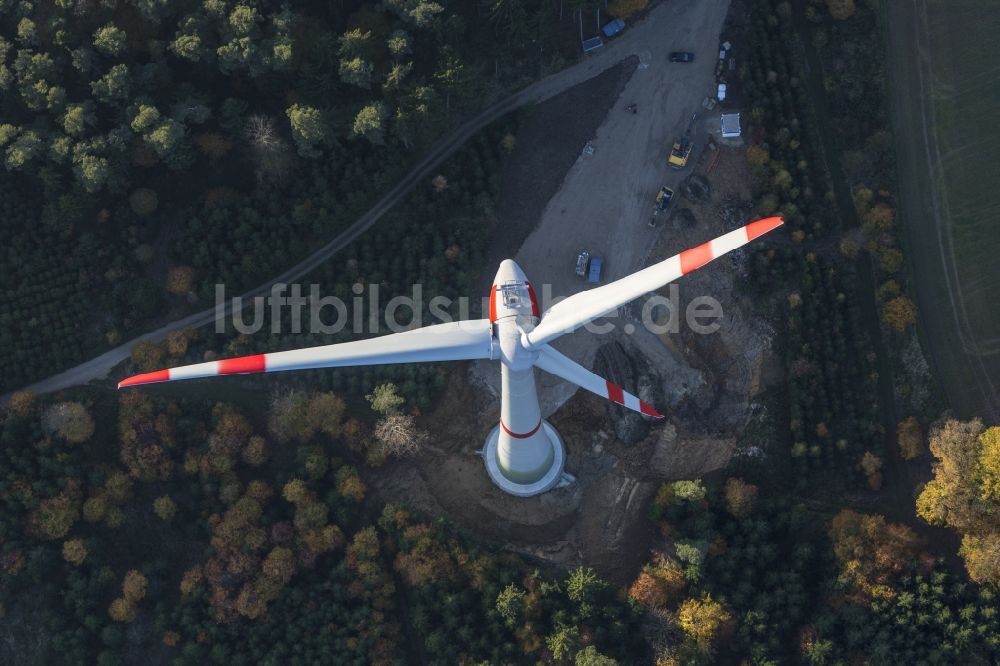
[
  {"left": 480, "top": 58, "right": 640, "bottom": 293},
  {"left": 370, "top": 0, "right": 782, "bottom": 582},
  {"left": 885, "top": 0, "right": 1000, "bottom": 421}
]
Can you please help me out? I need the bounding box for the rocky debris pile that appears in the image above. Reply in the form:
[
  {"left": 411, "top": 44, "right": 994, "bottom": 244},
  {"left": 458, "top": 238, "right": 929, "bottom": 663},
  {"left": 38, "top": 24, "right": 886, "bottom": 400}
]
[
  {"left": 718, "top": 194, "right": 752, "bottom": 227},
  {"left": 682, "top": 174, "right": 712, "bottom": 202},
  {"left": 593, "top": 340, "right": 663, "bottom": 445}
]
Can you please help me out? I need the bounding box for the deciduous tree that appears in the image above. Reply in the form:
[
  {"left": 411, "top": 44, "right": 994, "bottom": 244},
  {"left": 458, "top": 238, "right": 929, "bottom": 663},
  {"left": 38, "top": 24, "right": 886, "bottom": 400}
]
[{"left": 42, "top": 402, "right": 95, "bottom": 443}]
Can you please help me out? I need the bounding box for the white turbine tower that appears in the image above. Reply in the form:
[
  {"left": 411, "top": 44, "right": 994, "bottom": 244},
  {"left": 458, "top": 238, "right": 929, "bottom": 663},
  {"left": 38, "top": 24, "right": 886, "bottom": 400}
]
[{"left": 119, "top": 217, "right": 783, "bottom": 496}]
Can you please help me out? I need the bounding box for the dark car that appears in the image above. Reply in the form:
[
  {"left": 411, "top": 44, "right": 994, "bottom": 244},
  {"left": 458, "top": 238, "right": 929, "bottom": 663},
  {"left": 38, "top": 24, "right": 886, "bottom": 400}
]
[{"left": 669, "top": 51, "right": 695, "bottom": 63}]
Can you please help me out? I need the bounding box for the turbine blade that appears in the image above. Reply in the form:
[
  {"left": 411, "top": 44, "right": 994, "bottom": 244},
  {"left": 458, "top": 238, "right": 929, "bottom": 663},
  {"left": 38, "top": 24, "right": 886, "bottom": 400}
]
[
  {"left": 118, "top": 319, "right": 495, "bottom": 388},
  {"left": 534, "top": 344, "right": 664, "bottom": 419},
  {"left": 524, "top": 217, "right": 783, "bottom": 348}
]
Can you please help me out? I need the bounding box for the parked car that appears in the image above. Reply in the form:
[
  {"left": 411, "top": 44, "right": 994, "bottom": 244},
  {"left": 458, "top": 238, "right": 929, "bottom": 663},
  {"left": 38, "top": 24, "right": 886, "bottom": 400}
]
[
  {"left": 575, "top": 250, "right": 590, "bottom": 277},
  {"left": 717, "top": 83, "right": 727, "bottom": 101},
  {"left": 669, "top": 51, "right": 695, "bottom": 63},
  {"left": 602, "top": 18, "right": 625, "bottom": 38},
  {"left": 588, "top": 257, "right": 603, "bottom": 284}
]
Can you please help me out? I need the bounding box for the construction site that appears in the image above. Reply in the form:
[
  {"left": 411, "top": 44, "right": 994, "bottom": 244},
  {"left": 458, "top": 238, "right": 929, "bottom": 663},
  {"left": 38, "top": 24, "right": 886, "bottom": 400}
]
[{"left": 369, "top": 3, "right": 771, "bottom": 578}]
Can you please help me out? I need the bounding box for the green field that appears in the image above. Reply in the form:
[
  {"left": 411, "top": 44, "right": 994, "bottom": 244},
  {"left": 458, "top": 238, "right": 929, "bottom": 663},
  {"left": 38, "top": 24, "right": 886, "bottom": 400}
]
[{"left": 887, "top": 0, "right": 1000, "bottom": 418}]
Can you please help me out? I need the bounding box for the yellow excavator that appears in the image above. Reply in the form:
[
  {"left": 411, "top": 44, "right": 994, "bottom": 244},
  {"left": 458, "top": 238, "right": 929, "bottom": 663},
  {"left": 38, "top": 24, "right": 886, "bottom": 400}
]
[
  {"left": 668, "top": 136, "right": 692, "bottom": 169},
  {"left": 667, "top": 113, "right": 698, "bottom": 169}
]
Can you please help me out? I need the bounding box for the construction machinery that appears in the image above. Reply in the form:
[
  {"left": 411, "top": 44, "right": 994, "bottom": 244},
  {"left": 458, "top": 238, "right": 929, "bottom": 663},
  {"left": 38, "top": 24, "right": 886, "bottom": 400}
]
[
  {"left": 668, "top": 113, "right": 698, "bottom": 169},
  {"left": 654, "top": 186, "right": 674, "bottom": 213},
  {"left": 649, "top": 186, "right": 674, "bottom": 227}
]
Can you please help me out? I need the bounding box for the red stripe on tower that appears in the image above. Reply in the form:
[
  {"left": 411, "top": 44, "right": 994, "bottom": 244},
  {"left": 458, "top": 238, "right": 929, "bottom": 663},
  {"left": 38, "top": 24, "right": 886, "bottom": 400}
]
[
  {"left": 745, "top": 216, "right": 784, "bottom": 241},
  {"left": 488, "top": 285, "right": 498, "bottom": 322},
  {"left": 218, "top": 354, "right": 267, "bottom": 375},
  {"left": 525, "top": 282, "right": 540, "bottom": 317},
  {"left": 679, "top": 241, "right": 715, "bottom": 275},
  {"left": 606, "top": 382, "right": 625, "bottom": 405},
  {"left": 500, "top": 419, "right": 542, "bottom": 439}
]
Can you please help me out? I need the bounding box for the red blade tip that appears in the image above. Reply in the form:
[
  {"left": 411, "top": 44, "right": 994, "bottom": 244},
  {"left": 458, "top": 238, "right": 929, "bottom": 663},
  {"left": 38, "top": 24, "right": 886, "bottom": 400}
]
[
  {"left": 117, "top": 369, "right": 170, "bottom": 389},
  {"left": 746, "top": 216, "right": 784, "bottom": 241}
]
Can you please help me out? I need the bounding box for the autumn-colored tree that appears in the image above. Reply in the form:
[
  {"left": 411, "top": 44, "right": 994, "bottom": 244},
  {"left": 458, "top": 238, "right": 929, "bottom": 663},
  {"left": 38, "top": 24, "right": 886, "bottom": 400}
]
[
  {"left": 261, "top": 547, "right": 296, "bottom": 584},
  {"left": 207, "top": 405, "right": 253, "bottom": 472},
  {"left": 109, "top": 598, "right": 137, "bottom": 622},
  {"left": 862, "top": 204, "right": 894, "bottom": 231},
  {"left": 104, "top": 469, "right": 132, "bottom": 504},
  {"left": 82, "top": 496, "right": 109, "bottom": 523},
  {"left": 245, "top": 480, "right": 273, "bottom": 502},
  {"left": 153, "top": 496, "right": 177, "bottom": 521},
  {"left": 131, "top": 340, "right": 165, "bottom": 373},
  {"left": 628, "top": 557, "right": 684, "bottom": 610},
  {"left": 180, "top": 566, "right": 203, "bottom": 595},
  {"left": 166, "top": 265, "right": 196, "bottom": 295},
  {"left": 307, "top": 392, "right": 347, "bottom": 438},
  {"left": 978, "top": 427, "right": 1000, "bottom": 502},
  {"left": 269, "top": 391, "right": 346, "bottom": 444},
  {"left": 860, "top": 452, "right": 883, "bottom": 490},
  {"left": 916, "top": 419, "right": 986, "bottom": 532},
  {"left": 882, "top": 296, "right": 917, "bottom": 333},
  {"left": 839, "top": 237, "right": 860, "bottom": 259},
  {"left": 745, "top": 143, "right": 770, "bottom": 167},
  {"left": 917, "top": 420, "right": 1000, "bottom": 583},
  {"left": 677, "top": 594, "right": 731, "bottom": 655},
  {"left": 959, "top": 533, "right": 1000, "bottom": 585},
  {"left": 165, "top": 329, "right": 192, "bottom": 357},
  {"left": 62, "top": 538, "right": 87, "bottom": 565},
  {"left": 829, "top": 509, "right": 923, "bottom": 597},
  {"left": 897, "top": 416, "right": 923, "bottom": 460},
  {"left": 35, "top": 492, "right": 80, "bottom": 540},
  {"left": 724, "top": 478, "right": 759, "bottom": 518},
  {"left": 336, "top": 466, "right": 367, "bottom": 502},
  {"left": 282, "top": 478, "right": 310, "bottom": 505},
  {"left": 242, "top": 435, "right": 270, "bottom": 466},
  {"left": 122, "top": 570, "right": 148, "bottom": 603},
  {"left": 628, "top": 571, "right": 670, "bottom": 610},
  {"left": 42, "top": 401, "right": 95, "bottom": 443},
  {"left": 6, "top": 391, "right": 35, "bottom": 417},
  {"left": 878, "top": 246, "right": 903, "bottom": 274},
  {"left": 118, "top": 393, "right": 174, "bottom": 481},
  {"left": 827, "top": 0, "right": 856, "bottom": 20}
]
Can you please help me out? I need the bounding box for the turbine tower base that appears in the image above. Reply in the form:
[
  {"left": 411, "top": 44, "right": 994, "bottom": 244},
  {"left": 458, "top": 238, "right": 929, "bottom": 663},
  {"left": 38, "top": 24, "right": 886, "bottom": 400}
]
[{"left": 481, "top": 421, "right": 567, "bottom": 497}]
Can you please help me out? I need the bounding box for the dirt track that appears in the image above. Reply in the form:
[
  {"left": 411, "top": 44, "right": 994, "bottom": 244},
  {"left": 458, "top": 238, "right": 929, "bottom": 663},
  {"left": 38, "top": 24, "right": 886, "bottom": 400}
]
[{"left": 885, "top": 0, "right": 1000, "bottom": 420}]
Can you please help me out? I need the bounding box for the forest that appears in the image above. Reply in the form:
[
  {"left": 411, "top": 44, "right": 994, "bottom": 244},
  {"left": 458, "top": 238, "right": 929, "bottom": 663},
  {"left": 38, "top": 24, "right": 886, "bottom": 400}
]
[{"left": 0, "top": 0, "right": 579, "bottom": 393}]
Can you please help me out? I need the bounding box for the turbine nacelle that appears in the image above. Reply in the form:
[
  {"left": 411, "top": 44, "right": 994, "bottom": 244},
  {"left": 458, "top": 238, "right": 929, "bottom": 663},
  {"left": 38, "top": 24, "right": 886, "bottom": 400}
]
[{"left": 490, "top": 259, "right": 540, "bottom": 371}]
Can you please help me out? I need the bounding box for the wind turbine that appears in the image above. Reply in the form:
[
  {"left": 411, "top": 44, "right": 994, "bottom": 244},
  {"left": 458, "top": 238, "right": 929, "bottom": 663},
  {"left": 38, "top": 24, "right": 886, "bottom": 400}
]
[{"left": 119, "top": 217, "right": 783, "bottom": 496}]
